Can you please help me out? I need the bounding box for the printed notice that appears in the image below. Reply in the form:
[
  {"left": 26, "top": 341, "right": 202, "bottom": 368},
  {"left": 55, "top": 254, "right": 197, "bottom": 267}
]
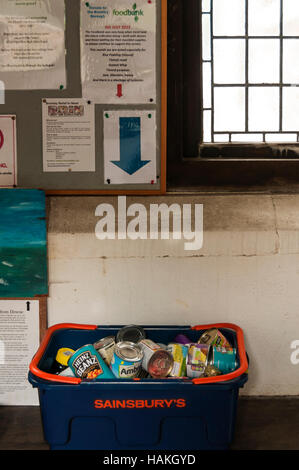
[
  {"left": 0, "top": 115, "right": 17, "bottom": 187},
  {"left": 0, "top": 300, "right": 39, "bottom": 406},
  {"left": 104, "top": 110, "right": 157, "bottom": 184},
  {"left": 42, "top": 99, "right": 95, "bottom": 172},
  {"left": 81, "top": 0, "right": 156, "bottom": 103},
  {"left": 0, "top": 0, "right": 66, "bottom": 90}
]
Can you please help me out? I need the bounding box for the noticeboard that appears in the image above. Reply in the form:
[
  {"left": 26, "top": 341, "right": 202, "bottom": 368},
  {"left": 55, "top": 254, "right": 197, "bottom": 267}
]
[{"left": 0, "top": 0, "right": 167, "bottom": 195}]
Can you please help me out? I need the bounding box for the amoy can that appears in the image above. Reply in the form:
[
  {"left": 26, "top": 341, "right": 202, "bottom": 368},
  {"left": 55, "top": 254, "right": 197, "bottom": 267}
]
[
  {"left": 110, "top": 341, "right": 143, "bottom": 379},
  {"left": 198, "top": 328, "right": 232, "bottom": 349},
  {"left": 138, "top": 339, "right": 174, "bottom": 378},
  {"left": 68, "top": 344, "right": 114, "bottom": 380},
  {"left": 167, "top": 343, "right": 188, "bottom": 377},
  {"left": 94, "top": 336, "right": 115, "bottom": 365},
  {"left": 116, "top": 325, "right": 146, "bottom": 344},
  {"left": 208, "top": 346, "right": 237, "bottom": 374},
  {"left": 186, "top": 344, "right": 210, "bottom": 378}
]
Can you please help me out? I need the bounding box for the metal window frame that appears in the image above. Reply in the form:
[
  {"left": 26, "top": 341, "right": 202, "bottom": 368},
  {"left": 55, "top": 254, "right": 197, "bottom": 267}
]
[{"left": 167, "top": 0, "right": 299, "bottom": 191}]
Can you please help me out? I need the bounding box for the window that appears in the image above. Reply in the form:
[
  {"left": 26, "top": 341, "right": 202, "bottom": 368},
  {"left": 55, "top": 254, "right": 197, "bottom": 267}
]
[{"left": 167, "top": 0, "right": 299, "bottom": 189}]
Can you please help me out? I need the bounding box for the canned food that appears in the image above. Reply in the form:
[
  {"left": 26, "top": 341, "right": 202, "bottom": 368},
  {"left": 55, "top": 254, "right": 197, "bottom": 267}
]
[
  {"left": 116, "top": 325, "right": 146, "bottom": 344},
  {"left": 208, "top": 346, "right": 237, "bottom": 374},
  {"left": 94, "top": 336, "right": 115, "bottom": 365},
  {"left": 167, "top": 343, "right": 188, "bottom": 377},
  {"left": 204, "top": 364, "right": 222, "bottom": 377},
  {"left": 110, "top": 341, "right": 143, "bottom": 379},
  {"left": 198, "top": 328, "right": 232, "bottom": 349},
  {"left": 68, "top": 344, "right": 114, "bottom": 380},
  {"left": 186, "top": 344, "right": 210, "bottom": 378},
  {"left": 138, "top": 339, "right": 173, "bottom": 378}
]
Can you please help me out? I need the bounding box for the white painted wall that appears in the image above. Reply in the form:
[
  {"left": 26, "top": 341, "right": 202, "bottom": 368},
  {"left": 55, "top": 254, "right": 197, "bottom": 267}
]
[{"left": 47, "top": 194, "right": 299, "bottom": 396}]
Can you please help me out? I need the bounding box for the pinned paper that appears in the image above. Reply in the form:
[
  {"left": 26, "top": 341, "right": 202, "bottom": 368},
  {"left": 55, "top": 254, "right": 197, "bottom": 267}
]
[
  {"left": 80, "top": 0, "right": 156, "bottom": 103},
  {"left": 0, "top": 116, "right": 17, "bottom": 187},
  {"left": 0, "top": 0, "right": 66, "bottom": 90},
  {"left": 104, "top": 110, "right": 157, "bottom": 184}
]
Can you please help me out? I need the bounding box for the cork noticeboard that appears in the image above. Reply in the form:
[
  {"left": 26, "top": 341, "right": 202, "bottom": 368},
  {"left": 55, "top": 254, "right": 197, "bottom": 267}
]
[{"left": 0, "top": 0, "right": 167, "bottom": 195}]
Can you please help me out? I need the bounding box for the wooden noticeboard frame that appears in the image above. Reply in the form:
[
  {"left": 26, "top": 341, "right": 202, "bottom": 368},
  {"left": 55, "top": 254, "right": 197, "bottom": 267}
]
[{"left": 45, "top": 1, "right": 167, "bottom": 196}]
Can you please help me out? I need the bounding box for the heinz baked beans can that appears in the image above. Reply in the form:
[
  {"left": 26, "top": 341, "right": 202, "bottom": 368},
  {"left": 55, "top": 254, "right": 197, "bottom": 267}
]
[
  {"left": 138, "top": 339, "right": 174, "bottom": 378},
  {"left": 68, "top": 344, "right": 114, "bottom": 380},
  {"left": 110, "top": 341, "right": 143, "bottom": 379}
]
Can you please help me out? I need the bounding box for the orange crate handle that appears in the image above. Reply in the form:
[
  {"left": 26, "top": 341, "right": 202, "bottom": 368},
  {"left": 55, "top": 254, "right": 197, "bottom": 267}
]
[
  {"left": 29, "top": 323, "right": 98, "bottom": 385},
  {"left": 190, "top": 322, "right": 248, "bottom": 385}
]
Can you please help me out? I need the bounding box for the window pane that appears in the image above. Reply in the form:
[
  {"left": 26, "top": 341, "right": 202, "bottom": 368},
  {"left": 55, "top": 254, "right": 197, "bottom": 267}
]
[
  {"left": 231, "top": 134, "right": 263, "bottom": 142},
  {"left": 202, "top": 0, "right": 211, "bottom": 13},
  {"left": 214, "top": 87, "right": 245, "bottom": 132},
  {"left": 248, "top": 0, "right": 280, "bottom": 36},
  {"left": 203, "top": 110, "right": 212, "bottom": 142},
  {"left": 214, "top": 134, "right": 229, "bottom": 142},
  {"left": 202, "top": 62, "right": 212, "bottom": 108},
  {"left": 283, "top": 0, "right": 299, "bottom": 36},
  {"left": 283, "top": 39, "right": 299, "bottom": 84},
  {"left": 249, "top": 39, "right": 280, "bottom": 84},
  {"left": 283, "top": 88, "right": 299, "bottom": 131},
  {"left": 202, "top": 14, "right": 211, "bottom": 60},
  {"left": 266, "top": 133, "right": 297, "bottom": 142},
  {"left": 213, "top": 0, "right": 245, "bottom": 36},
  {"left": 214, "top": 39, "right": 245, "bottom": 84},
  {"left": 249, "top": 87, "right": 280, "bottom": 131}
]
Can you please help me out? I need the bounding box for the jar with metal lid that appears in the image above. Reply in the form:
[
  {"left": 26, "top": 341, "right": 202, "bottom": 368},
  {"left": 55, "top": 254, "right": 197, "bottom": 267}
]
[
  {"left": 50, "top": 347, "right": 75, "bottom": 374},
  {"left": 116, "top": 325, "right": 146, "bottom": 344}
]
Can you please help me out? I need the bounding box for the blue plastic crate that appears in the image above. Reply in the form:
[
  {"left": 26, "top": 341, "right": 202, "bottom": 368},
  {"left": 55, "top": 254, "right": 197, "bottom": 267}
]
[{"left": 28, "top": 322, "right": 248, "bottom": 450}]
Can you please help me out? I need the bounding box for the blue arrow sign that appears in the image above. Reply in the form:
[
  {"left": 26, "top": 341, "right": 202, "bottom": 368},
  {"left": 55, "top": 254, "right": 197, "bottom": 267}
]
[{"left": 111, "top": 117, "right": 150, "bottom": 175}]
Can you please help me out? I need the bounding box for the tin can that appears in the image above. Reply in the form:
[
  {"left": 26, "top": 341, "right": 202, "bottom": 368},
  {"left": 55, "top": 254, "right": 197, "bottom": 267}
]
[
  {"left": 138, "top": 339, "right": 173, "bottom": 378},
  {"left": 208, "top": 346, "right": 237, "bottom": 374},
  {"left": 204, "top": 364, "right": 222, "bottom": 377},
  {"left": 167, "top": 343, "right": 188, "bottom": 377},
  {"left": 174, "top": 334, "right": 192, "bottom": 346},
  {"left": 116, "top": 325, "right": 146, "bottom": 344},
  {"left": 110, "top": 341, "right": 143, "bottom": 379},
  {"left": 186, "top": 344, "right": 210, "bottom": 378},
  {"left": 68, "top": 344, "right": 114, "bottom": 380},
  {"left": 58, "top": 366, "right": 75, "bottom": 377},
  {"left": 198, "top": 328, "right": 232, "bottom": 349},
  {"left": 94, "top": 336, "right": 115, "bottom": 365}
]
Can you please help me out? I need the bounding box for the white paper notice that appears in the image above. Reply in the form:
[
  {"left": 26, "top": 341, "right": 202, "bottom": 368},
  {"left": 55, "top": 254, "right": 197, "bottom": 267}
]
[
  {"left": 0, "top": 115, "right": 17, "bottom": 187},
  {"left": 81, "top": 0, "right": 156, "bottom": 103},
  {"left": 104, "top": 110, "right": 157, "bottom": 184},
  {"left": 42, "top": 98, "right": 96, "bottom": 172},
  {"left": 0, "top": 0, "right": 66, "bottom": 90},
  {"left": 0, "top": 300, "right": 39, "bottom": 406}
]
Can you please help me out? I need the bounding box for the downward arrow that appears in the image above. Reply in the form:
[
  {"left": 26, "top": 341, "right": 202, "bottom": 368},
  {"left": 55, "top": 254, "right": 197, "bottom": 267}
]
[
  {"left": 111, "top": 117, "right": 150, "bottom": 175},
  {"left": 116, "top": 84, "right": 123, "bottom": 98}
]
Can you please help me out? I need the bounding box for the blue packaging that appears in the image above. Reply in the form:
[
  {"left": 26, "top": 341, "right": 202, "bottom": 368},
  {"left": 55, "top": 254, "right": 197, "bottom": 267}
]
[{"left": 68, "top": 344, "right": 114, "bottom": 380}]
